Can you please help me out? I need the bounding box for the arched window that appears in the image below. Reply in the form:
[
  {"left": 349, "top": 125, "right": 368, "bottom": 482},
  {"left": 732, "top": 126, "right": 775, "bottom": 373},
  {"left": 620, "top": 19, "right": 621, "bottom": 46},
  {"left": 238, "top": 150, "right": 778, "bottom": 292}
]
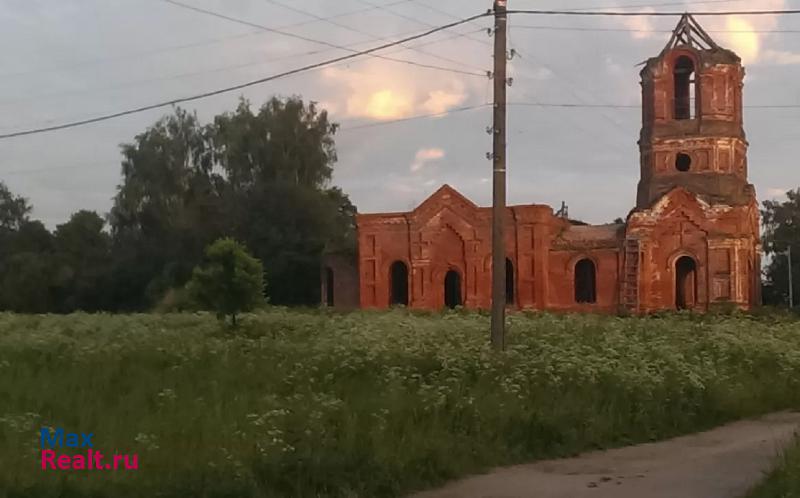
[
  {"left": 505, "top": 258, "right": 515, "bottom": 305},
  {"left": 324, "top": 267, "right": 334, "bottom": 307},
  {"left": 574, "top": 259, "right": 597, "bottom": 304},
  {"left": 389, "top": 261, "right": 409, "bottom": 306},
  {"left": 675, "top": 256, "right": 697, "bottom": 309},
  {"left": 674, "top": 56, "right": 696, "bottom": 120},
  {"left": 444, "top": 270, "right": 462, "bottom": 309}
]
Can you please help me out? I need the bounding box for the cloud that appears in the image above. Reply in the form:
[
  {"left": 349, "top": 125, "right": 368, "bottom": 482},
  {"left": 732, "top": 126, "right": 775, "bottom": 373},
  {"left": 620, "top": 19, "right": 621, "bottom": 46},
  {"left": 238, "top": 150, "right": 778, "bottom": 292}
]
[
  {"left": 410, "top": 148, "right": 445, "bottom": 173},
  {"left": 766, "top": 187, "right": 788, "bottom": 198},
  {"left": 723, "top": 17, "right": 760, "bottom": 64},
  {"left": 422, "top": 89, "right": 467, "bottom": 114},
  {"left": 706, "top": 0, "right": 785, "bottom": 65},
  {"left": 363, "top": 89, "right": 414, "bottom": 120},
  {"left": 320, "top": 61, "right": 472, "bottom": 121},
  {"left": 763, "top": 49, "right": 800, "bottom": 65},
  {"left": 615, "top": 1, "right": 786, "bottom": 65},
  {"left": 621, "top": 9, "right": 656, "bottom": 40}
]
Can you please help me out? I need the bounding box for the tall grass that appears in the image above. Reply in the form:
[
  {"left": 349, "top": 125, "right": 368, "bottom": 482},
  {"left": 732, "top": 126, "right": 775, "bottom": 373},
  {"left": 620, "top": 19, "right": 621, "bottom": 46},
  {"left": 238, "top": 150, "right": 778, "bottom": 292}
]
[
  {"left": 0, "top": 309, "right": 799, "bottom": 497},
  {"left": 747, "top": 438, "right": 800, "bottom": 498}
]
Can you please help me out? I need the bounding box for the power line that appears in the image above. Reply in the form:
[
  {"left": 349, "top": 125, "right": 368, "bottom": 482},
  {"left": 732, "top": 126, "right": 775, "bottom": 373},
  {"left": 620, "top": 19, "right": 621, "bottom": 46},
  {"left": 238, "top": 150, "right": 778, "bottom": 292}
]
[
  {"left": 556, "top": 0, "right": 749, "bottom": 11},
  {"left": 0, "top": 0, "right": 419, "bottom": 79},
  {"left": 0, "top": 12, "right": 491, "bottom": 140},
  {"left": 362, "top": 0, "right": 494, "bottom": 48},
  {"left": 511, "top": 25, "right": 800, "bottom": 34},
  {"left": 264, "top": 0, "right": 487, "bottom": 73},
  {"left": 505, "top": 9, "right": 800, "bottom": 16},
  {"left": 0, "top": 105, "right": 487, "bottom": 176},
  {"left": 338, "top": 104, "right": 490, "bottom": 131},
  {"left": 162, "top": 0, "right": 484, "bottom": 77},
  {"left": 507, "top": 102, "right": 800, "bottom": 109},
  {"left": 0, "top": 27, "right": 486, "bottom": 109}
]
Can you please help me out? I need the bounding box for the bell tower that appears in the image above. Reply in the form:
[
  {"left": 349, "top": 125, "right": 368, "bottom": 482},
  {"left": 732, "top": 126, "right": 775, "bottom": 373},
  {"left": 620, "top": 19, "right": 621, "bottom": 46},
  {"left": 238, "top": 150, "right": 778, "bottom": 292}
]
[{"left": 637, "top": 14, "right": 754, "bottom": 209}]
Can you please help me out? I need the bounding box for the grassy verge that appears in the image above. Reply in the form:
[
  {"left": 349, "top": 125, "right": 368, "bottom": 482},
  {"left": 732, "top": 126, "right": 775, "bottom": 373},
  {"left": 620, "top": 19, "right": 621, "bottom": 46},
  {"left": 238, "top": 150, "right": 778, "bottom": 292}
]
[
  {"left": 0, "top": 309, "right": 799, "bottom": 497},
  {"left": 747, "top": 439, "right": 800, "bottom": 498}
]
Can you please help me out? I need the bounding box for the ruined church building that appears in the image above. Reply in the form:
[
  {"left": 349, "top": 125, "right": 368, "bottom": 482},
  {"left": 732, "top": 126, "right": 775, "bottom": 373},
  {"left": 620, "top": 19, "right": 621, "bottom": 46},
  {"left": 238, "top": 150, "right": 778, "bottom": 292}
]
[{"left": 324, "top": 15, "right": 762, "bottom": 313}]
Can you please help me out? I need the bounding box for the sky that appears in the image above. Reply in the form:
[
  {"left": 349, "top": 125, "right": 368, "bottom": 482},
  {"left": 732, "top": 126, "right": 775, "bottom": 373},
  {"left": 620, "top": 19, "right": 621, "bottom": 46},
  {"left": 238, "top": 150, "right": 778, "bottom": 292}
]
[{"left": 1, "top": 0, "right": 799, "bottom": 228}]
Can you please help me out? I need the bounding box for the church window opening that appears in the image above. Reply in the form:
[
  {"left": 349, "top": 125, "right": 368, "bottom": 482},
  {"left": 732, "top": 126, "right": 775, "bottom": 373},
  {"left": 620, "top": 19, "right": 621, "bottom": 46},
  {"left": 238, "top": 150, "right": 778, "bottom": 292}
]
[
  {"left": 574, "top": 259, "right": 597, "bottom": 304},
  {"left": 674, "top": 56, "right": 696, "bottom": 120},
  {"left": 676, "top": 153, "right": 692, "bottom": 172}
]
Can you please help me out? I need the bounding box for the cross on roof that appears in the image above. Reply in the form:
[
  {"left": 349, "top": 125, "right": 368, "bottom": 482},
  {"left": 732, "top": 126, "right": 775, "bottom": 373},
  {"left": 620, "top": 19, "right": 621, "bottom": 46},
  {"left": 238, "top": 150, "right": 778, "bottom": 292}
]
[{"left": 663, "top": 13, "right": 719, "bottom": 52}]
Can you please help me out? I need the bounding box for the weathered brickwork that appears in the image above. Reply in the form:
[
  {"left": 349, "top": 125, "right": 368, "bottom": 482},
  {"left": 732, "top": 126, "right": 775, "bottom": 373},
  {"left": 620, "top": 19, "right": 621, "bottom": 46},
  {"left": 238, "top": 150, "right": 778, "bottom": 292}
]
[{"left": 324, "top": 15, "right": 761, "bottom": 312}]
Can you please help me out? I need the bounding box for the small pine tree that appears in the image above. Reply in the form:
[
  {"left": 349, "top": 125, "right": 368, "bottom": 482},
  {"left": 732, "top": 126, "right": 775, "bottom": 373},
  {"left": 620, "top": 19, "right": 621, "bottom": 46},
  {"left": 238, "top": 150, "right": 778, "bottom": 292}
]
[{"left": 189, "top": 238, "right": 264, "bottom": 326}]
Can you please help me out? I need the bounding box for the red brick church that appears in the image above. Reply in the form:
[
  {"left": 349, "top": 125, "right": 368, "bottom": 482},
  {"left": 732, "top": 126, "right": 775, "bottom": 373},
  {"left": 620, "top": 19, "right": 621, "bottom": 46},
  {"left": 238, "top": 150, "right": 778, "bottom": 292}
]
[{"left": 323, "top": 14, "right": 761, "bottom": 313}]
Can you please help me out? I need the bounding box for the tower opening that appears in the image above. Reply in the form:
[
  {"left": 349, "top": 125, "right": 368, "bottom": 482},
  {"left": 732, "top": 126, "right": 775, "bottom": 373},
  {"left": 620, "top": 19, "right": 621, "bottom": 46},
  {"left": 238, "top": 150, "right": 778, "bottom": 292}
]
[
  {"left": 574, "top": 259, "right": 597, "bottom": 304},
  {"left": 675, "top": 256, "right": 697, "bottom": 310},
  {"left": 674, "top": 56, "right": 696, "bottom": 120},
  {"left": 505, "top": 258, "right": 515, "bottom": 305},
  {"left": 444, "top": 270, "right": 462, "bottom": 309},
  {"left": 324, "top": 267, "right": 334, "bottom": 307},
  {"left": 676, "top": 153, "right": 692, "bottom": 172},
  {"left": 389, "top": 261, "right": 409, "bottom": 306}
]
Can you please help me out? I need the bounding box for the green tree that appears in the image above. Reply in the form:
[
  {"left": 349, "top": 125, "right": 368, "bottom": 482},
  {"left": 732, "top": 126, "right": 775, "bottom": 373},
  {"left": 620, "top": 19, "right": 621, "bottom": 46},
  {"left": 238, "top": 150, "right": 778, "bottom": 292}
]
[
  {"left": 189, "top": 238, "right": 264, "bottom": 326},
  {"left": 109, "top": 108, "right": 224, "bottom": 310},
  {"left": 0, "top": 220, "right": 56, "bottom": 312},
  {"left": 212, "top": 97, "right": 354, "bottom": 305},
  {"left": 52, "top": 211, "right": 112, "bottom": 312},
  {"left": 762, "top": 189, "right": 800, "bottom": 306},
  {"left": 0, "top": 181, "right": 31, "bottom": 231},
  {"left": 107, "top": 97, "right": 355, "bottom": 310}
]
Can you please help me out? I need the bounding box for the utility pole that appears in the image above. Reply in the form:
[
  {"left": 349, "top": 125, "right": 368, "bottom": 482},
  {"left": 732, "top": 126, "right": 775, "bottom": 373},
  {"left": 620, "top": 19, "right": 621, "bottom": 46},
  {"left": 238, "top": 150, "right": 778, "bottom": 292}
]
[
  {"left": 788, "top": 246, "right": 794, "bottom": 308},
  {"left": 490, "top": 0, "right": 508, "bottom": 350}
]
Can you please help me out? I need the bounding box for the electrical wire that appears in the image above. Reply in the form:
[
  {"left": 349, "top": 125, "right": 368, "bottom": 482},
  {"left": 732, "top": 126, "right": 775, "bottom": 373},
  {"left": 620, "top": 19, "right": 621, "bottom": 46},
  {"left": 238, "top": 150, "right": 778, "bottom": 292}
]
[
  {"left": 555, "top": 0, "right": 750, "bottom": 12},
  {"left": 0, "top": 0, "right": 419, "bottom": 79},
  {"left": 359, "top": 0, "right": 494, "bottom": 48},
  {"left": 338, "top": 104, "right": 491, "bottom": 132},
  {"left": 0, "top": 12, "right": 491, "bottom": 140},
  {"left": 0, "top": 28, "right": 487, "bottom": 109},
  {"left": 161, "top": 0, "right": 484, "bottom": 77},
  {"left": 511, "top": 25, "right": 800, "bottom": 34},
  {"left": 264, "top": 0, "right": 487, "bottom": 73},
  {"left": 505, "top": 9, "right": 800, "bottom": 16}
]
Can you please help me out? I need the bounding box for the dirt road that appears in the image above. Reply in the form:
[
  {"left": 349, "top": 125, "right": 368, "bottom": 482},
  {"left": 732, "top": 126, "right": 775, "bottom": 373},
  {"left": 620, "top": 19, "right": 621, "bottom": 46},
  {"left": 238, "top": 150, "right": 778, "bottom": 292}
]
[{"left": 412, "top": 412, "right": 800, "bottom": 498}]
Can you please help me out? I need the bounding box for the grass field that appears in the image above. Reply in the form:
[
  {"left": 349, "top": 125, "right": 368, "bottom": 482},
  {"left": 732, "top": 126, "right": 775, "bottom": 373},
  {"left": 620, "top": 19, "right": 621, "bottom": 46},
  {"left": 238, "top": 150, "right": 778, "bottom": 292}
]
[
  {"left": 1, "top": 309, "right": 800, "bottom": 497},
  {"left": 748, "top": 439, "right": 800, "bottom": 498}
]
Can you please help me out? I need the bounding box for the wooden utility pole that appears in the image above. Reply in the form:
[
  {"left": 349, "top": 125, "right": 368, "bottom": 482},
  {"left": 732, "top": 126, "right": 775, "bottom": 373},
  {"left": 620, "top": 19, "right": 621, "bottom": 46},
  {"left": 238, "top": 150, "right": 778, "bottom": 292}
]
[
  {"left": 490, "top": 0, "right": 508, "bottom": 350},
  {"left": 788, "top": 246, "right": 794, "bottom": 308}
]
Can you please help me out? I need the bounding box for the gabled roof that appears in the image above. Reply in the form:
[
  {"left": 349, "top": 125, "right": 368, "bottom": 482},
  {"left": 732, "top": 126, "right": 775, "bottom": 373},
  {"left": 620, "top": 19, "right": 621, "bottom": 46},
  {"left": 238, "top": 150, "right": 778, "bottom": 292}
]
[
  {"left": 663, "top": 13, "right": 719, "bottom": 53},
  {"left": 412, "top": 184, "right": 478, "bottom": 218}
]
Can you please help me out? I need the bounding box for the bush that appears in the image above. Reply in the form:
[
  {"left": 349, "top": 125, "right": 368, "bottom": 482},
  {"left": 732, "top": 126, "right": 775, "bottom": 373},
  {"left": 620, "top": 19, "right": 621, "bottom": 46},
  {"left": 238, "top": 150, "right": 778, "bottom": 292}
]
[{"left": 188, "top": 238, "right": 264, "bottom": 326}]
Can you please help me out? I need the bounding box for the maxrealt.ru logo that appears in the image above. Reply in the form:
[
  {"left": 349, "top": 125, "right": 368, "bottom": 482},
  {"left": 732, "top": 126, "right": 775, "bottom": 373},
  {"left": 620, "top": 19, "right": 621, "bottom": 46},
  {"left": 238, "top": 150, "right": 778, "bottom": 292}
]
[{"left": 40, "top": 428, "right": 138, "bottom": 470}]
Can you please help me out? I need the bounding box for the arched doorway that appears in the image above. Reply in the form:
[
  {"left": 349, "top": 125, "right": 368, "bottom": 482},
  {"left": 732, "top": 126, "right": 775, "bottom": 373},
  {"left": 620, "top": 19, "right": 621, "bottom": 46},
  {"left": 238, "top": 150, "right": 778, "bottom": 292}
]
[
  {"left": 505, "top": 258, "right": 515, "bottom": 305},
  {"left": 444, "top": 270, "right": 462, "bottom": 309},
  {"left": 675, "top": 256, "right": 697, "bottom": 310},
  {"left": 574, "top": 258, "right": 597, "bottom": 304},
  {"left": 324, "top": 267, "right": 334, "bottom": 307},
  {"left": 389, "top": 261, "right": 409, "bottom": 306}
]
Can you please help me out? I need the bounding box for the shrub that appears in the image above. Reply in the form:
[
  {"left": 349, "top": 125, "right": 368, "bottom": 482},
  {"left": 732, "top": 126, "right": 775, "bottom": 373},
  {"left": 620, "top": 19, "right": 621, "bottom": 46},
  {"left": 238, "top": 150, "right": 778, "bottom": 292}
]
[{"left": 188, "top": 238, "right": 264, "bottom": 325}]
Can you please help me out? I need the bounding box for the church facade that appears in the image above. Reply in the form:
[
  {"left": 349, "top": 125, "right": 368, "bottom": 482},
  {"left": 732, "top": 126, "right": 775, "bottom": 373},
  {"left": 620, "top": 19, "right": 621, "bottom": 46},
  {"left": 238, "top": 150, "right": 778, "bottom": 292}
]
[{"left": 325, "top": 15, "right": 761, "bottom": 313}]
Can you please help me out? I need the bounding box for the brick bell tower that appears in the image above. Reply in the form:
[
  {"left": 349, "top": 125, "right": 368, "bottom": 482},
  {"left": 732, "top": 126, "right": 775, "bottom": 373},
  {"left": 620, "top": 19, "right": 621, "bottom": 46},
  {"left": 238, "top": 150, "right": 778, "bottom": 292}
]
[
  {"left": 637, "top": 13, "right": 754, "bottom": 209},
  {"left": 623, "top": 14, "right": 761, "bottom": 312}
]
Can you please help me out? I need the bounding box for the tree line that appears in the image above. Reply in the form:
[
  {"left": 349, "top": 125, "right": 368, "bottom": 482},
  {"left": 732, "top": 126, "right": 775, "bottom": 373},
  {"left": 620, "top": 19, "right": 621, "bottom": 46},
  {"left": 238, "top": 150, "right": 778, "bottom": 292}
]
[
  {"left": 0, "top": 95, "right": 798, "bottom": 312},
  {"left": 0, "top": 97, "right": 355, "bottom": 313}
]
